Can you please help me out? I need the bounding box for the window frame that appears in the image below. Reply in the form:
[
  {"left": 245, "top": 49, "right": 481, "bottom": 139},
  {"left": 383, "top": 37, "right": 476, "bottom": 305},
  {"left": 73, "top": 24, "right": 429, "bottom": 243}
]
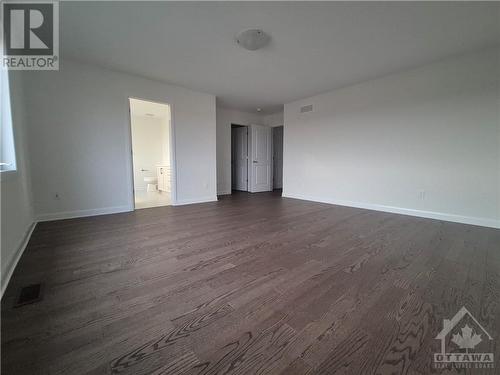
[{"left": 0, "top": 66, "right": 18, "bottom": 179}]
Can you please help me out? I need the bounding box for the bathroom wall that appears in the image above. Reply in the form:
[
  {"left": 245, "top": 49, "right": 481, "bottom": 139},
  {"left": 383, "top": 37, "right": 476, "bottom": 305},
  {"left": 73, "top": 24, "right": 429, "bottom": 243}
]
[
  {"left": 130, "top": 115, "right": 169, "bottom": 191},
  {"left": 162, "top": 118, "right": 171, "bottom": 166}
]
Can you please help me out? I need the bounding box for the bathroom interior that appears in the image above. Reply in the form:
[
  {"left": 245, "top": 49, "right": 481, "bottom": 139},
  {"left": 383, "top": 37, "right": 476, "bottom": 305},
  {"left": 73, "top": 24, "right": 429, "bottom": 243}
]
[{"left": 129, "top": 98, "right": 171, "bottom": 209}]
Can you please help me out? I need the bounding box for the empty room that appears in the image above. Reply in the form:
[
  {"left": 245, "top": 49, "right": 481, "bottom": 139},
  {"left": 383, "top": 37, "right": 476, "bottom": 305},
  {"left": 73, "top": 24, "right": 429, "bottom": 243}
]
[{"left": 1, "top": 1, "right": 499, "bottom": 374}]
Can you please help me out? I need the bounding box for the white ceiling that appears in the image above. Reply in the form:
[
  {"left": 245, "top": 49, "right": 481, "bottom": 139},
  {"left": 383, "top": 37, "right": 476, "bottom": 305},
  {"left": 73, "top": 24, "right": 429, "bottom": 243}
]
[
  {"left": 129, "top": 98, "right": 170, "bottom": 120},
  {"left": 61, "top": 2, "right": 500, "bottom": 114}
]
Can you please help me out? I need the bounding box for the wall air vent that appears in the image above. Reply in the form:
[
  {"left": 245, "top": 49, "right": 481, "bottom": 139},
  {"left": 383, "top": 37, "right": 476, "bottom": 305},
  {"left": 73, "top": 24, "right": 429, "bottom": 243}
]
[
  {"left": 300, "top": 104, "right": 313, "bottom": 113},
  {"left": 15, "top": 283, "right": 44, "bottom": 307}
]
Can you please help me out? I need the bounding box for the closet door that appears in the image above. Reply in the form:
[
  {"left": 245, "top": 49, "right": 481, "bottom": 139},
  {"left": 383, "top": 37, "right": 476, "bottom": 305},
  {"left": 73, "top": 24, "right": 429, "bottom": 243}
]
[{"left": 249, "top": 125, "right": 272, "bottom": 192}]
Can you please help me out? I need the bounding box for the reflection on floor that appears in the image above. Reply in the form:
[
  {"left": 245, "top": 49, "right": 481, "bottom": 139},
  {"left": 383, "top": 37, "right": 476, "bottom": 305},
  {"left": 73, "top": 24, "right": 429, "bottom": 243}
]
[{"left": 134, "top": 190, "right": 171, "bottom": 209}]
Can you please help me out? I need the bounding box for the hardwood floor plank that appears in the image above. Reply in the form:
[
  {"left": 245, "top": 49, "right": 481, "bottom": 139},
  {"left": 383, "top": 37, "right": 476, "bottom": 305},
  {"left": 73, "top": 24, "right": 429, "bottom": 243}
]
[{"left": 2, "top": 191, "right": 499, "bottom": 375}]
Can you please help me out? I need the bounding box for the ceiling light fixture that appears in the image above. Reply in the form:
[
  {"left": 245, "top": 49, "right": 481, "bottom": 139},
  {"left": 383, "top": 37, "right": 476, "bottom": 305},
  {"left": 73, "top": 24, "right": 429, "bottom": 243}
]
[{"left": 236, "top": 29, "right": 270, "bottom": 51}]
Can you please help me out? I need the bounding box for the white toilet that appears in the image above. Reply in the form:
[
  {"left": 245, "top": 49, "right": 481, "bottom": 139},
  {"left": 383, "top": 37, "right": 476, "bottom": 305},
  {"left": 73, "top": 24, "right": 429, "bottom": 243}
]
[{"left": 144, "top": 176, "right": 158, "bottom": 192}]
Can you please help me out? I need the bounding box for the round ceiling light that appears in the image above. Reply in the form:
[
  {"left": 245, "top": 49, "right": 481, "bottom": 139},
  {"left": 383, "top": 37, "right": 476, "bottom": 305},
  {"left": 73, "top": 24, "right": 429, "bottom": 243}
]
[{"left": 236, "top": 29, "right": 270, "bottom": 51}]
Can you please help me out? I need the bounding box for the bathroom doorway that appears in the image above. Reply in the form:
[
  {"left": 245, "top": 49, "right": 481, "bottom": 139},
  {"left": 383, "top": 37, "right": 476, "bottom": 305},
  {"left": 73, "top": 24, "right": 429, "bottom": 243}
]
[{"left": 129, "top": 98, "right": 173, "bottom": 209}]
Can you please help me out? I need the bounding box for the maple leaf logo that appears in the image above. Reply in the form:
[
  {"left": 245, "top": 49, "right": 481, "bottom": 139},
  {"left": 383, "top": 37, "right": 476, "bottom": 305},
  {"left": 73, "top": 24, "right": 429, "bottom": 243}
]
[{"left": 451, "top": 324, "right": 482, "bottom": 351}]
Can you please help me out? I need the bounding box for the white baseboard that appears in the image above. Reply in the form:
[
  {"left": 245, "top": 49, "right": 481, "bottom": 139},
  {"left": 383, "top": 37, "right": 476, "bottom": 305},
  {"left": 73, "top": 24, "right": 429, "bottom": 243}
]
[
  {"left": 36, "top": 205, "right": 132, "bottom": 222},
  {"left": 217, "top": 190, "right": 231, "bottom": 196},
  {"left": 173, "top": 196, "right": 218, "bottom": 206},
  {"left": 282, "top": 192, "right": 500, "bottom": 229},
  {"left": 1, "top": 221, "right": 36, "bottom": 297}
]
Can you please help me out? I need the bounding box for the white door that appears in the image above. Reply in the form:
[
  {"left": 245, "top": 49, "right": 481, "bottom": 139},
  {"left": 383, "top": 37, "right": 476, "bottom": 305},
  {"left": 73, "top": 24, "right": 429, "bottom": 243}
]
[
  {"left": 249, "top": 124, "right": 272, "bottom": 192},
  {"left": 233, "top": 127, "right": 248, "bottom": 191},
  {"left": 273, "top": 126, "right": 283, "bottom": 189}
]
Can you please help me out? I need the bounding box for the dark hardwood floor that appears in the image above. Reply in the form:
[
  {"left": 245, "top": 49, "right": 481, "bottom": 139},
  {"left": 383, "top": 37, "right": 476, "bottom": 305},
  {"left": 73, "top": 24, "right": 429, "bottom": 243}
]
[{"left": 2, "top": 192, "right": 499, "bottom": 374}]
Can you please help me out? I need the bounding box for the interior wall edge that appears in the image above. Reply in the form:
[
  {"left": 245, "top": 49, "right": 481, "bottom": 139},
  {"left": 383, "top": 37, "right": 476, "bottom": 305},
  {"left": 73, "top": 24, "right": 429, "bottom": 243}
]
[
  {"left": 1, "top": 221, "right": 36, "bottom": 298},
  {"left": 282, "top": 192, "right": 500, "bottom": 229},
  {"left": 173, "top": 196, "right": 218, "bottom": 206},
  {"left": 36, "top": 205, "right": 132, "bottom": 223}
]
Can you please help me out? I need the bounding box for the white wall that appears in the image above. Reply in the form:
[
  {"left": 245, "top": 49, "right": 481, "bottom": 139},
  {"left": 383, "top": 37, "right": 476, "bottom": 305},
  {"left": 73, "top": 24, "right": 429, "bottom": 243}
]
[
  {"left": 130, "top": 115, "right": 169, "bottom": 191},
  {"left": 22, "top": 59, "right": 216, "bottom": 220},
  {"left": 263, "top": 111, "right": 284, "bottom": 127},
  {"left": 1, "top": 72, "right": 35, "bottom": 295},
  {"left": 283, "top": 48, "right": 500, "bottom": 228}
]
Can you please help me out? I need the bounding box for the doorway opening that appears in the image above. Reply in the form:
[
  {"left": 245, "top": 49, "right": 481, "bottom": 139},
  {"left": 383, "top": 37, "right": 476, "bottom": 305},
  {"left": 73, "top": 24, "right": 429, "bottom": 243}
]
[
  {"left": 231, "top": 124, "right": 248, "bottom": 191},
  {"left": 129, "top": 98, "right": 173, "bottom": 209},
  {"left": 272, "top": 126, "right": 283, "bottom": 190},
  {"left": 231, "top": 123, "right": 274, "bottom": 193}
]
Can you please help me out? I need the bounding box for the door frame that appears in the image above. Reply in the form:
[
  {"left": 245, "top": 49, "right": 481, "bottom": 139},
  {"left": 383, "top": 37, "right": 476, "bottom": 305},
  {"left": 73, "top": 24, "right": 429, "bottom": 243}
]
[{"left": 127, "top": 97, "right": 177, "bottom": 209}]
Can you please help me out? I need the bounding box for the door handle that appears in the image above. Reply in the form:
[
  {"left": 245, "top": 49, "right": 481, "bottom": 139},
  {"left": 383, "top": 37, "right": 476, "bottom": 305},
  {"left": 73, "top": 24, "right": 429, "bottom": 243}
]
[{"left": 253, "top": 160, "right": 258, "bottom": 163}]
